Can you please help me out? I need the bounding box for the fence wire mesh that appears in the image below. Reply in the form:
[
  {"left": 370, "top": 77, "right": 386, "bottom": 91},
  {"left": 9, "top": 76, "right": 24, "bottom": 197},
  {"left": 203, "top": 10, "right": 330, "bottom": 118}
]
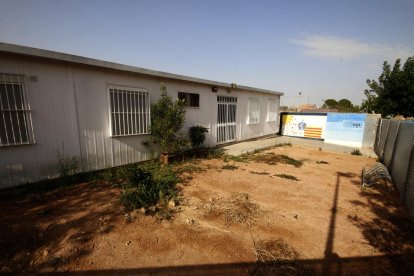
[{"left": 375, "top": 119, "right": 414, "bottom": 219}]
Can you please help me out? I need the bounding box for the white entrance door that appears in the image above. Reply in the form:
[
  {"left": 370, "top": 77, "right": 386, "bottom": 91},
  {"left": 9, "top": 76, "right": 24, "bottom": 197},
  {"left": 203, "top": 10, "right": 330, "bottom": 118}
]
[{"left": 217, "top": 96, "right": 237, "bottom": 143}]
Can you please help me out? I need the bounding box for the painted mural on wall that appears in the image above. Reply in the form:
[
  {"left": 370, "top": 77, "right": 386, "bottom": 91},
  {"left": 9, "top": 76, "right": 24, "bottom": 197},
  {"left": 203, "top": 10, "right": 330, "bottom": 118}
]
[
  {"left": 281, "top": 113, "right": 327, "bottom": 139},
  {"left": 324, "top": 113, "right": 367, "bottom": 147}
]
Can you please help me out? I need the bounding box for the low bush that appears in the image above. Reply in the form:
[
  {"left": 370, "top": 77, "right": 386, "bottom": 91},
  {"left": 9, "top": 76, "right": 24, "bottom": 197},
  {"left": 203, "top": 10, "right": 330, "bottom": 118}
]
[
  {"left": 189, "top": 125, "right": 209, "bottom": 148},
  {"left": 221, "top": 164, "right": 239, "bottom": 170},
  {"left": 56, "top": 149, "right": 80, "bottom": 177},
  {"left": 120, "top": 163, "right": 180, "bottom": 210},
  {"left": 281, "top": 155, "right": 303, "bottom": 167},
  {"left": 351, "top": 149, "right": 362, "bottom": 156}
]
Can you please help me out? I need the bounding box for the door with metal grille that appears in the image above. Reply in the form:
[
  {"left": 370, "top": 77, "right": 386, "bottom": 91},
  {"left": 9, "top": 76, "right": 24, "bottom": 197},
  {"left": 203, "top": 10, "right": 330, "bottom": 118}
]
[{"left": 217, "top": 96, "right": 237, "bottom": 143}]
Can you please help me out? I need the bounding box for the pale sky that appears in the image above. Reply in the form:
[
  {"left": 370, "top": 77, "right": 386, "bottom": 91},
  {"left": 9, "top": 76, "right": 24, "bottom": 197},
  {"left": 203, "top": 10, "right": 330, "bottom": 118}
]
[{"left": 1, "top": 0, "right": 413, "bottom": 107}]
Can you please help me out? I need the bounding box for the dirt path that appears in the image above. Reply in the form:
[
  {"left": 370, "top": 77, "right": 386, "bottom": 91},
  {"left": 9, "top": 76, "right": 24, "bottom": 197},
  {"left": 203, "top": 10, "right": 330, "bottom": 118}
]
[{"left": 1, "top": 145, "right": 413, "bottom": 274}]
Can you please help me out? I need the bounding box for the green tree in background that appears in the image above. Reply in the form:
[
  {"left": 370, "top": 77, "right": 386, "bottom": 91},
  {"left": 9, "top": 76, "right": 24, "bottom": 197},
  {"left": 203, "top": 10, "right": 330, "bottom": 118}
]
[
  {"left": 337, "top": 99, "right": 353, "bottom": 109},
  {"left": 322, "top": 98, "right": 359, "bottom": 112},
  {"left": 323, "top": 99, "right": 338, "bottom": 109},
  {"left": 362, "top": 56, "right": 414, "bottom": 117}
]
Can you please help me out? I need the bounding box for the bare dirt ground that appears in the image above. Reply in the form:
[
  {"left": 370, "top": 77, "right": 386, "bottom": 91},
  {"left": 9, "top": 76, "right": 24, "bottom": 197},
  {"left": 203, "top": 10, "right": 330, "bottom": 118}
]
[{"left": 1, "top": 145, "right": 414, "bottom": 275}]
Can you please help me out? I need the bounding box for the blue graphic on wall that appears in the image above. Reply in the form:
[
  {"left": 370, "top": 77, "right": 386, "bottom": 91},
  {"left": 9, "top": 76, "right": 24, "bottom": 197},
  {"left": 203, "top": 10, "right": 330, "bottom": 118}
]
[{"left": 324, "top": 113, "right": 367, "bottom": 147}]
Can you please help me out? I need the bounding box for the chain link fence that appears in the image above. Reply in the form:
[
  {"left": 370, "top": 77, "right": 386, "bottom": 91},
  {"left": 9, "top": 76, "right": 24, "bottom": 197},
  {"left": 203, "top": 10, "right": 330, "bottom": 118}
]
[{"left": 374, "top": 119, "right": 414, "bottom": 218}]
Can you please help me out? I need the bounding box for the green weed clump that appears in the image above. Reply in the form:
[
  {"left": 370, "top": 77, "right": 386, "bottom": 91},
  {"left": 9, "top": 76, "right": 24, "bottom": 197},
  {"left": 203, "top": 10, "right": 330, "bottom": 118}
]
[
  {"left": 280, "top": 155, "right": 303, "bottom": 167},
  {"left": 174, "top": 164, "right": 206, "bottom": 174},
  {"left": 120, "top": 163, "right": 180, "bottom": 210},
  {"left": 221, "top": 164, "right": 239, "bottom": 170},
  {"left": 351, "top": 149, "right": 362, "bottom": 156},
  {"left": 273, "top": 142, "right": 292, "bottom": 148},
  {"left": 250, "top": 171, "right": 270, "bottom": 175},
  {"left": 237, "top": 151, "right": 304, "bottom": 167},
  {"left": 207, "top": 148, "right": 225, "bottom": 159},
  {"left": 274, "top": 174, "right": 299, "bottom": 181},
  {"left": 56, "top": 149, "right": 80, "bottom": 177},
  {"left": 225, "top": 154, "right": 250, "bottom": 163}
]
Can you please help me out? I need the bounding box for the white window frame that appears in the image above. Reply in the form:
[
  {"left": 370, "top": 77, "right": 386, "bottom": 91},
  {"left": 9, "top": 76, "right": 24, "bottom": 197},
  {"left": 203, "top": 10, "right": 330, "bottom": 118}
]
[
  {"left": 0, "top": 73, "right": 35, "bottom": 146},
  {"left": 247, "top": 98, "right": 260, "bottom": 125},
  {"left": 108, "top": 85, "right": 150, "bottom": 137},
  {"left": 267, "top": 98, "right": 278, "bottom": 122}
]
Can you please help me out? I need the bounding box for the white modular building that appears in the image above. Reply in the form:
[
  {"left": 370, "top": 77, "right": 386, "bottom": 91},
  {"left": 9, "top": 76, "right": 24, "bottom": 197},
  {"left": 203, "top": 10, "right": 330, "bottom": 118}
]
[{"left": 0, "top": 43, "right": 283, "bottom": 188}]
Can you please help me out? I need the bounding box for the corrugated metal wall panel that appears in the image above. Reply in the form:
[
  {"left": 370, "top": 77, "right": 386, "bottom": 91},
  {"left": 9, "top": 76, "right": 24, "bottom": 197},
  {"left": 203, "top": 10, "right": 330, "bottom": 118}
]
[
  {"left": 374, "top": 120, "right": 382, "bottom": 156},
  {"left": 80, "top": 129, "right": 153, "bottom": 172},
  {"left": 389, "top": 122, "right": 414, "bottom": 195},
  {"left": 382, "top": 120, "right": 400, "bottom": 168},
  {"left": 362, "top": 114, "right": 380, "bottom": 148},
  {"left": 377, "top": 119, "right": 390, "bottom": 160}
]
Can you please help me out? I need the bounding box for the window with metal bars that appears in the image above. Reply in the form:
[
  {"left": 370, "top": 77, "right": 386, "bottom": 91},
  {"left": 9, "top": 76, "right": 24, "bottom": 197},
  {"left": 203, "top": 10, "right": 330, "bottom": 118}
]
[
  {"left": 109, "top": 86, "right": 150, "bottom": 136},
  {"left": 0, "top": 73, "right": 35, "bottom": 146}
]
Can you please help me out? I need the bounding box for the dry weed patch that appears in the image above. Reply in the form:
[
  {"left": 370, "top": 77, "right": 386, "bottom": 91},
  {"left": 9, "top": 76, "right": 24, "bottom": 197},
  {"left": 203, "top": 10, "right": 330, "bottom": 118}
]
[
  {"left": 253, "top": 238, "right": 313, "bottom": 275},
  {"left": 202, "top": 193, "right": 264, "bottom": 227},
  {"left": 248, "top": 153, "right": 304, "bottom": 167}
]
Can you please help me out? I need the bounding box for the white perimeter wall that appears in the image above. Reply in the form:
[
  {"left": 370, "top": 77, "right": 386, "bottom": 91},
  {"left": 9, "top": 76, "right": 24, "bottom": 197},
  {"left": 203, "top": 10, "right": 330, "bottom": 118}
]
[{"left": 0, "top": 53, "right": 280, "bottom": 188}]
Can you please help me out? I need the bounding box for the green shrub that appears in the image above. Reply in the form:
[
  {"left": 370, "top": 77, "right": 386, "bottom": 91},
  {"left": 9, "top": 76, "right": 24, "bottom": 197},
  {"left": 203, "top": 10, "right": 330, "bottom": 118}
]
[
  {"left": 56, "top": 149, "right": 80, "bottom": 177},
  {"left": 281, "top": 155, "right": 303, "bottom": 167},
  {"left": 120, "top": 164, "right": 180, "bottom": 209},
  {"left": 221, "top": 164, "right": 239, "bottom": 170},
  {"left": 189, "top": 125, "right": 209, "bottom": 148},
  {"left": 150, "top": 84, "right": 186, "bottom": 154},
  {"left": 99, "top": 167, "right": 118, "bottom": 184},
  {"left": 351, "top": 149, "right": 362, "bottom": 156}
]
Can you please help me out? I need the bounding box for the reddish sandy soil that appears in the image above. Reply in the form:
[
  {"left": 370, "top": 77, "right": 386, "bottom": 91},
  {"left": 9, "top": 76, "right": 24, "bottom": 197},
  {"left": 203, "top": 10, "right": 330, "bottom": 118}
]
[{"left": 1, "top": 145, "right": 414, "bottom": 274}]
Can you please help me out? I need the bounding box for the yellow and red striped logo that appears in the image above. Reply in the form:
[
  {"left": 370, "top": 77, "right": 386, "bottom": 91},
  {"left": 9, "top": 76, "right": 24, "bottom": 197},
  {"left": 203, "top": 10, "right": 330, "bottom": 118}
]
[{"left": 304, "top": 127, "right": 322, "bottom": 138}]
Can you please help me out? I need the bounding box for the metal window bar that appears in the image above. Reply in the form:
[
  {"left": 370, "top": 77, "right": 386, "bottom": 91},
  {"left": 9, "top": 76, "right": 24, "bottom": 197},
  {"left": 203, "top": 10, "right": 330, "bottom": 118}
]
[
  {"left": 0, "top": 77, "right": 9, "bottom": 145},
  {"left": 122, "top": 90, "right": 126, "bottom": 135},
  {"left": 9, "top": 77, "right": 22, "bottom": 143},
  {"left": 3, "top": 74, "right": 16, "bottom": 143},
  {"left": 0, "top": 73, "right": 34, "bottom": 146},
  {"left": 133, "top": 91, "right": 137, "bottom": 135},
  {"left": 138, "top": 92, "right": 142, "bottom": 134},
  {"left": 126, "top": 91, "right": 129, "bottom": 135},
  {"left": 147, "top": 93, "right": 150, "bottom": 132},
  {"left": 140, "top": 92, "right": 143, "bottom": 134},
  {"left": 109, "top": 88, "right": 149, "bottom": 136},
  {"left": 17, "top": 74, "right": 29, "bottom": 143},
  {"left": 22, "top": 74, "right": 35, "bottom": 144}
]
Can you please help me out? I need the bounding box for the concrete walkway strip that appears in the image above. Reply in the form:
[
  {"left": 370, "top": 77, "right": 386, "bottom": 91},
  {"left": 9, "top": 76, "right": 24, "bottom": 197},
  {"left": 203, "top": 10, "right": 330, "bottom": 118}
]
[{"left": 222, "top": 136, "right": 377, "bottom": 158}]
